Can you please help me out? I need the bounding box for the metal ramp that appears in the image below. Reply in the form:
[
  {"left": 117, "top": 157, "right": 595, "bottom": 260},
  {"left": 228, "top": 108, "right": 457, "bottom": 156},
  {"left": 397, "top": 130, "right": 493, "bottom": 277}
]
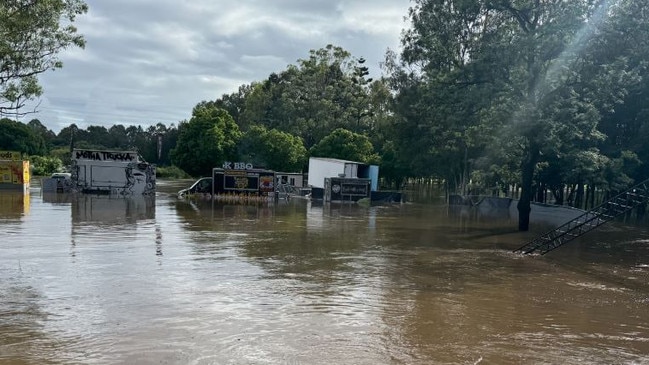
[{"left": 514, "top": 179, "right": 649, "bottom": 255}]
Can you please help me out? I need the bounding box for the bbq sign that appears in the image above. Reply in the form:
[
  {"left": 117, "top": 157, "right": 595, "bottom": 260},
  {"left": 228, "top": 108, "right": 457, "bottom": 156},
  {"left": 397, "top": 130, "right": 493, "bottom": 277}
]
[{"left": 222, "top": 161, "right": 254, "bottom": 170}]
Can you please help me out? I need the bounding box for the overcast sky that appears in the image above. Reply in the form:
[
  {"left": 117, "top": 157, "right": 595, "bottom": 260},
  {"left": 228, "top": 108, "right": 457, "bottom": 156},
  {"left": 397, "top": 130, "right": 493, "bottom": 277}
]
[{"left": 20, "top": 0, "right": 412, "bottom": 133}]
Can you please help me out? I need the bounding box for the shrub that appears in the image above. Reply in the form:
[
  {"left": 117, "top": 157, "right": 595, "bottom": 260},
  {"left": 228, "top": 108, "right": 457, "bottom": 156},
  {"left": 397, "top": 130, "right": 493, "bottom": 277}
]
[
  {"left": 156, "top": 165, "right": 191, "bottom": 179},
  {"left": 30, "top": 155, "right": 64, "bottom": 176}
]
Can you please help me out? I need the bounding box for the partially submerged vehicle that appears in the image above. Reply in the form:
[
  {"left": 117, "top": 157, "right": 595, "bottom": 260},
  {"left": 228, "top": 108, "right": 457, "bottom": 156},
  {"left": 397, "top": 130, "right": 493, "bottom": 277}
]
[
  {"left": 178, "top": 177, "right": 213, "bottom": 196},
  {"left": 178, "top": 164, "right": 275, "bottom": 200},
  {"left": 42, "top": 172, "right": 73, "bottom": 193}
]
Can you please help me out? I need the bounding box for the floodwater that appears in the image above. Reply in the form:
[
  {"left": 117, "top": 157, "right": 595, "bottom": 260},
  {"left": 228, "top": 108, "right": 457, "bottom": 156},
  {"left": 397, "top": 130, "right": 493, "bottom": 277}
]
[{"left": 1, "top": 180, "right": 649, "bottom": 365}]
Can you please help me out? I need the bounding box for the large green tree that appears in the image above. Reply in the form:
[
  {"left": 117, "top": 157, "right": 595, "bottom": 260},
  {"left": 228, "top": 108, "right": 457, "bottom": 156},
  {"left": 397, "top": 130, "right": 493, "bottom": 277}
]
[
  {"left": 170, "top": 104, "right": 241, "bottom": 177},
  {"left": 238, "top": 125, "right": 307, "bottom": 172},
  {"left": 0, "top": 0, "right": 87, "bottom": 117},
  {"left": 0, "top": 118, "right": 46, "bottom": 155},
  {"left": 213, "top": 45, "right": 381, "bottom": 150},
  {"left": 590, "top": 0, "right": 649, "bottom": 185},
  {"left": 393, "top": 0, "right": 629, "bottom": 230},
  {"left": 27, "top": 119, "right": 56, "bottom": 152},
  {"left": 309, "top": 128, "right": 379, "bottom": 164}
]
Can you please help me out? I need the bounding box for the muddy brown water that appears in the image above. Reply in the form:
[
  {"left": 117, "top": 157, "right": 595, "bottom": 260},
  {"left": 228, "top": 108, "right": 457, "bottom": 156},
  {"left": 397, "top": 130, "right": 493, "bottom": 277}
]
[{"left": 1, "top": 180, "right": 648, "bottom": 364}]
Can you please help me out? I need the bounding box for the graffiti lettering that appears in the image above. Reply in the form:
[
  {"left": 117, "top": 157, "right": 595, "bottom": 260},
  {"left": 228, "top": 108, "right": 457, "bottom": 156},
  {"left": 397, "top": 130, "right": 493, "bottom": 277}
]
[
  {"left": 75, "top": 150, "right": 101, "bottom": 160},
  {"left": 74, "top": 150, "right": 136, "bottom": 162},
  {"left": 102, "top": 151, "right": 134, "bottom": 161}
]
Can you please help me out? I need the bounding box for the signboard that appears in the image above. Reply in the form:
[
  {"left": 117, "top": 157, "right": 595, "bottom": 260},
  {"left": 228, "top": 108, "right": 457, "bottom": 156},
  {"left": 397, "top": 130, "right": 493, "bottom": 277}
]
[
  {"left": 340, "top": 183, "right": 369, "bottom": 196},
  {"left": 0, "top": 160, "right": 29, "bottom": 185},
  {"left": 259, "top": 175, "right": 274, "bottom": 193},
  {"left": 0, "top": 163, "right": 10, "bottom": 183},
  {"left": 324, "top": 177, "right": 371, "bottom": 202},
  {"left": 222, "top": 161, "right": 254, "bottom": 170},
  {"left": 0, "top": 151, "right": 21, "bottom": 161},
  {"left": 213, "top": 168, "right": 275, "bottom": 196},
  {"left": 72, "top": 149, "right": 138, "bottom": 162},
  {"left": 224, "top": 170, "right": 260, "bottom": 192}
]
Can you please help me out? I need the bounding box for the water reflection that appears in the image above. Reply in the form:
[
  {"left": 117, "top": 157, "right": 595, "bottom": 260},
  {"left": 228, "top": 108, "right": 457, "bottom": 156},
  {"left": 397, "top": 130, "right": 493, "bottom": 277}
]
[
  {"left": 68, "top": 195, "right": 157, "bottom": 260},
  {"left": 41, "top": 192, "right": 73, "bottom": 205},
  {"left": 0, "top": 191, "right": 30, "bottom": 219},
  {"left": 71, "top": 194, "right": 155, "bottom": 225},
  {"left": 173, "top": 197, "right": 305, "bottom": 232}
]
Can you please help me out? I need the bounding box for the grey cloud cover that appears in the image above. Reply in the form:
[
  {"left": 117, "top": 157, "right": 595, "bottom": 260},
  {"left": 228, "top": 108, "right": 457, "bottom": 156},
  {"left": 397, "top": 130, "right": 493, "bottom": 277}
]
[{"left": 22, "top": 0, "right": 412, "bottom": 132}]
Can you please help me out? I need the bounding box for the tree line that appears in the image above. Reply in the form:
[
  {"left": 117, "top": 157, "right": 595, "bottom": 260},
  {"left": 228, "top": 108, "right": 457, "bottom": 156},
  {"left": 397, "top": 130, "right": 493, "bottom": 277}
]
[{"left": 3, "top": 0, "right": 649, "bottom": 230}]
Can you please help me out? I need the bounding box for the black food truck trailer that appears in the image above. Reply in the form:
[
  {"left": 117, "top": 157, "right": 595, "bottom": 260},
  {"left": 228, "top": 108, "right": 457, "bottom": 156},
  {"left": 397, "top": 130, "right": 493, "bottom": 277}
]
[{"left": 178, "top": 166, "right": 275, "bottom": 197}]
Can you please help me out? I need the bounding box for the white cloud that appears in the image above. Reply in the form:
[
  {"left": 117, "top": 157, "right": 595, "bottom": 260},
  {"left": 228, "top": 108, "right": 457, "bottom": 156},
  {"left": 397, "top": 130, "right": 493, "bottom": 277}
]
[
  {"left": 19, "top": 0, "right": 412, "bottom": 133},
  {"left": 339, "top": 3, "right": 409, "bottom": 36}
]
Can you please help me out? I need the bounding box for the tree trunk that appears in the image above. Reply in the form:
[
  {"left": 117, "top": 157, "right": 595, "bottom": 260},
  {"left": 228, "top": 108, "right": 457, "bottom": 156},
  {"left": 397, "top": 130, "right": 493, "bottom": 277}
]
[
  {"left": 575, "top": 179, "right": 584, "bottom": 209},
  {"left": 553, "top": 184, "right": 564, "bottom": 205},
  {"left": 586, "top": 182, "right": 594, "bottom": 210},
  {"left": 536, "top": 182, "right": 545, "bottom": 203},
  {"left": 567, "top": 184, "right": 576, "bottom": 206},
  {"left": 517, "top": 145, "right": 540, "bottom": 231}
]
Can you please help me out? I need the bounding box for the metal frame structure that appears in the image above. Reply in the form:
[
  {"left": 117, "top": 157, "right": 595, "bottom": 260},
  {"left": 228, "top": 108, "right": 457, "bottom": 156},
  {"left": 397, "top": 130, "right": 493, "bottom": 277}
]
[{"left": 514, "top": 179, "right": 649, "bottom": 255}]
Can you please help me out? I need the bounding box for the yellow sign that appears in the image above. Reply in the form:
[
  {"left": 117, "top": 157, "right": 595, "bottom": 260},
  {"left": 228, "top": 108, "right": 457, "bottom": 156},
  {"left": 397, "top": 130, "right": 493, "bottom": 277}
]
[
  {"left": 0, "top": 151, "right": 21, "bottom": 161},
  {"left": 0, "top": 160, "right": 29, "bottom": 185},
  {"left": 22, "top": 160, "right": 30, "bottom": 184}
]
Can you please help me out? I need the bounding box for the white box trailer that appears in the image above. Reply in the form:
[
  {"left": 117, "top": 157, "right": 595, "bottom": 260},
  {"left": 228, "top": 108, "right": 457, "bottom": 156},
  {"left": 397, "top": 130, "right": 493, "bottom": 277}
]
[
  {"left": 70, "top": 149, "right": 156, "bottom": 195},
  {"left": 308, "top": 157, "right": 378, "bottom": 190}
]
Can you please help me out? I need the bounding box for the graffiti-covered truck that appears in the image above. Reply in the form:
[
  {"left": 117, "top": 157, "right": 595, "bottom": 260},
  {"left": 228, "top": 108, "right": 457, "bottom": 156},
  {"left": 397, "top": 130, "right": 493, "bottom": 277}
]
[{"left": 70, "top": 149, "right": 156, "bottom": 195}]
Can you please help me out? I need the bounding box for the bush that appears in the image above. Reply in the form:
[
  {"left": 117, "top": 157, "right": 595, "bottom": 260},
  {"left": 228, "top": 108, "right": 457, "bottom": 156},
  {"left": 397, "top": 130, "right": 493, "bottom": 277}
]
[
  {"left": 156, "top": 165, "right": 191, "bottom": 179},
  {"left": 30, "top": 155, "right": 64, "bottom": 176},
  {"left": 50, "top": 147, "right": 72, "bottom": 166}
]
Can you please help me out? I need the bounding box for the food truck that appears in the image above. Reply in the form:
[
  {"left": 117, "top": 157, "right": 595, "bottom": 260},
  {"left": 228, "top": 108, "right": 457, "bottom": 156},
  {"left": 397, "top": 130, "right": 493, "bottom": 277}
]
[
  {"left": 178, "top": 162, "right": 275, "bottom": 198},
  {"left": 70, "top": 149, "right": 156, "bottom": 195}
]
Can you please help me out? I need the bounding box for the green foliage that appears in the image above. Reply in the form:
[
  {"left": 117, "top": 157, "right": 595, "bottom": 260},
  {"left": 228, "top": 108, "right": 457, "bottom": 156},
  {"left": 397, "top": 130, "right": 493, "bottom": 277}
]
[
  {"left": 29, "top": 155, "right": 63, "bottom": 176},
  {"left": 239, "top": 125, "right": 307, "bottom": 172},
  {"left": 50, "top": 147, "right": 72, "bottom": 166},
  {"left": 155, "top": 165, "right": 191, "bottom": 179},
  {"left": 600, "top": 150, "right": 641, "bottom": 192},
  {"left": 0, "top": 0, "right": 87, "bottom": 117},
  {"left": 391, "top": 0, "right": 649, "bottom": 228},
  {"left": 0, "top": 118, "right": 47, "bottom": 155},
  {"left": 27, "top": 119, "right": 55, "bottom": 152},
  {"left": 170, "top": 105, "right": 242, "bottom": 177},
  {"left": 377, "top": 141, "right": 409, "bottom": 190},
  {"left": 213, "top": 45, "right": 381, "bottom": 149},
  {"left": 309, "top": 128, "right": 379, "bottom": 164}
]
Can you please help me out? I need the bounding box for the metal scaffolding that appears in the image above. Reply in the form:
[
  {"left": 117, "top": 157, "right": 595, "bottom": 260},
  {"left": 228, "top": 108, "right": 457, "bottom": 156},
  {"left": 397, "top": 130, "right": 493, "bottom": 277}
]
[{"left": 514, "top": 179, "right": 649, "bottom": 255}]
